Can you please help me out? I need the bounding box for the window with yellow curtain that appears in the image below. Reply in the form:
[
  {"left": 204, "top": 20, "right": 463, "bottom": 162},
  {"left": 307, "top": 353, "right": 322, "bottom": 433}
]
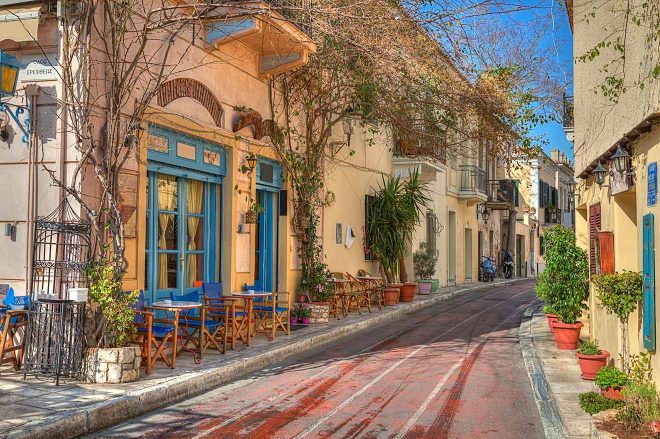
[
  {"left": 186, "top": 179, "right": 205, "bottom": 287},
  {"left": 157, "top": 175, "right": 178, "bottom": 289}
]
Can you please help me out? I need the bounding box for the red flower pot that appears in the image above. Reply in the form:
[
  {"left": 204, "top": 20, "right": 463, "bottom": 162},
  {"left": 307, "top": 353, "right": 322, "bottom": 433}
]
[
  {"left": 576, "top": 350, "right": 610, "bottom": 380},
  {"left": 399, "top": 283, "right": 417, "bottom": 302},
  {"left": 601, "top": 386, "right": 625, "bottom": 401},
  {"left": 648, "top": 421, "right": 660, "bottom": 434},
  {"left": 552, "top": 321, "right": 584, "bottom": 350},
  {"left": 546, "top": 314, "right": 558, "bottom": 333},
  {"left": 383, "top": 287, "right": 400, "bottom": 306}
]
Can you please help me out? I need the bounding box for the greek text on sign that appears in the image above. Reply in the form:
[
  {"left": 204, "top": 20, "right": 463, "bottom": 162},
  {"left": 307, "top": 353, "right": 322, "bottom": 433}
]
[{"left": 19, "top": 54, "right": 59, "bottom": 82}]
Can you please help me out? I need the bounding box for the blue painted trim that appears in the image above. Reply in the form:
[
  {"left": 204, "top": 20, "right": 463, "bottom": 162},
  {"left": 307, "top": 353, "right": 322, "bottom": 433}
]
[
  {"left": 147, "top": 124, "right": 227, "bottom": 177},
  {"left": 256, "top": 190, "right": 276, "bottom": 291},
  {"left": 256, "top": 156, "right": 283, "bottom": 190},
  {"left": 207, "top": 18, "right": 256, "bottom": 45}
]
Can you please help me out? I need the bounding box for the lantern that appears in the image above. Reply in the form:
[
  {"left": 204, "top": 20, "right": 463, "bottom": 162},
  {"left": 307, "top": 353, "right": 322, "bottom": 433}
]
[
  {"left": 610, "top": 145, "right": 631, "bottom": 174},
  {"left": 246, "top": 154, "right": 257, "bottom": 171},
  {"left": 593, "top": 162, "right": 607, "bottom": 186},
  {"left": 0, "top": 51, "right": 19, "bottom": 97}
]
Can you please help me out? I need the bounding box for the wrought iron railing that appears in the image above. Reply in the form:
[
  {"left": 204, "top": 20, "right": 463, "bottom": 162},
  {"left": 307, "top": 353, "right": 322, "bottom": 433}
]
[
  {"left": 486, "top": 179, "right": 517, "bottom": 206},
  {"left": 544, "top": 207, "right": 562, "bottom": 224},
  {"left": 459, "top": 165, "right": 486, "bottom": 194},
  {"left": 563, "top": 93, "right": 574, "bottom": 129},
  {"left": 394, "top": 119, "right": 448, "bottom": 164}
]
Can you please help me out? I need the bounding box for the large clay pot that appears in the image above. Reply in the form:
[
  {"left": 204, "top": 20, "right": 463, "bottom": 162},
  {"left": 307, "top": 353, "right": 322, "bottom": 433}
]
[
  {"left": 553, "top": 321, "right": 584, "bottom": 350},
  {"left": 383, "top": 287, "right": 400, "bottom": 306},
  {"left": 399, "top": 283, "right": 417, "bottom": 302},
  {"left": 418, "top": 280, "right": 432, "bottom": 295},
  {"left": 601, "top": 386, "right": 625, "bottom": 401},
  {"left": 576, "top": 350, "right": 610, "bottom": 380},
  {"left": 546, "top": 313, "right": 558, "bottom": 333},
  {"left": 389, "top": 283, "right": 403, "bottom": 303}
]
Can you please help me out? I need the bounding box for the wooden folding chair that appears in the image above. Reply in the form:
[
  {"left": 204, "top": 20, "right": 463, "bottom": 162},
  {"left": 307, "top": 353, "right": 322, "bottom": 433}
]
[
  {"left": 0, "top": 309, "right": 27, "bottom": 373},
  {"left": 254, "top": 291, "right": 291, "bottom": 338},
  {"left": 202, "top": 282, "right": 241, "bottom": 350},
  {"left": 132, "top": 291, "right": 179, "bottom": 373}
]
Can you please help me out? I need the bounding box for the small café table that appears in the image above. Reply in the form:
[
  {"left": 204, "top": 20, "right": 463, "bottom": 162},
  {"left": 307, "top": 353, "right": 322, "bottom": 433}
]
[
  {"left": 151, "top": 300, "right": 204, "bottom": 363},
  {"left": 231, "top": 292, "right": 274, "bottom": 345}
]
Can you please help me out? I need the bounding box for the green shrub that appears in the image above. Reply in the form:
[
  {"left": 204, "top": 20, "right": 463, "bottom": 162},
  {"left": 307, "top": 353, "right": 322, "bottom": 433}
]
[
  {"left": 535, "top": 226, "right": 589, "bottom": 324},
  {"left": 595, "top": 366, "right": 629, "bottom": 390},
  {"left": 413, "top": 242, "right": 439, "bottom": 279},
  {"left": 616, "top": 381, "right": 660, "bottom": 430},
  {"left": 579, "top": 339, "right": 601, "bottom": 356},
  {"left": 579, "top": 391, "right": 624, "bottom": 415},
  {"left": 626, "top": 352, "right": 653, "bottom": 384}
]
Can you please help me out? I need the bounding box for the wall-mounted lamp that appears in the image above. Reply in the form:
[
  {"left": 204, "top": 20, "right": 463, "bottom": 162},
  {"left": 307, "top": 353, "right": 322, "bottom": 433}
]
[
  {"left": 0, "top": 50, "right": 31, "bottom": 144},
  {"left": 568, "top": 175, "right": 576, "bottom": 194},
  {"left": 477, "top": 203, "right": 490, "bottom": 223},
  {"left": 611, "top": 145, "right": 634, "bottom": 175},
  {"left": 342, "top": 117, "right": 353, "bottom": 147},
  {"left": 593, "top": 161, "right": 608, "bottom": 186},
  {"left": 246, "top": 153, "right": 257, "bottom": 171}
]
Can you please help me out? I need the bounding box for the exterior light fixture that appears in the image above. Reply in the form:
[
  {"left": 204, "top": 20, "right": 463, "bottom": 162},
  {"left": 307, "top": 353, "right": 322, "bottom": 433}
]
[
  {"left": 593, "top": 161, "right": 607, "bottom": 186},
  {"left": 477, "top": 203, "right": 490, "bottom": 223},
  {"left": 610, "top": 145, "right": 632, "bottom": 174},
  {"left": 568, "top": 176, "right": 576, "bottom": 194},
  {"left": 246, "top": 153, "right": 257, "bottom": 171},
  {"left": 0, "top": 51, "right": 19, "bottom": 97},
  {"left": 342, "top": 117, "right": 354, "bottom": 146}
]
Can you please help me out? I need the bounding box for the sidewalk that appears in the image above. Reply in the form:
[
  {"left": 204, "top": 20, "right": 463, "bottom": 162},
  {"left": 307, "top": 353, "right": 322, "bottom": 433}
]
[
  {"left": 1, "top": 279, "right": 522, "bottom": 439},
  {"left": 520, "top": 304, "right": 598, "bottom": 439}
]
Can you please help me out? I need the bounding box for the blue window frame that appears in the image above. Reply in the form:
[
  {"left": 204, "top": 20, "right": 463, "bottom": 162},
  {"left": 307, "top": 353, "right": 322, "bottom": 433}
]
[{"left": 145, "top": 125, "right": 226, "bottom": 303}]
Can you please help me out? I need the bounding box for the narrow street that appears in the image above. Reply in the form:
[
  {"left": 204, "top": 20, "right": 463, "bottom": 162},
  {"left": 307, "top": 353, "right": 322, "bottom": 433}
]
[{"left": 91, "top": 280, "right": 542, "bottom": 439}]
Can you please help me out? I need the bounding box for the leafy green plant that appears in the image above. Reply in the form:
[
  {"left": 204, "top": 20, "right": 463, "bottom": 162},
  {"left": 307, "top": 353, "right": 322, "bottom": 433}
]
[
  {"left": 299, "top": 307, "right": 312, "bottom": 318},
  {"left": 579, "top": 339, "right": 602, "bottom": 356},
  {"left": 88, "top": 258, "right": 138, "bottom": 348},
  {"left": 592, "top": 271, "right": 643, "bottom": 367},
  {"left": 365, "top": 170, "right": 430, "bottom": 284},
  {"left": 617, "top": 381, "right": 660, "bottom": 430},
  {"left": 625, "top": 352, "right": 653, "bottom": 385},
  {"left": 542, "top": 304, "right": 556, "bottom": 315},
  {"left": 596, "top": 366, "right": 629, "bottom": 390},
  {"left": 535, "top": 226, "right": 589, "bottom": 324},
  {"left": 413, "top": 242, "right": 439, "bottom": 280},
  {"left": 579, "top": 391, "right": 624, "bottom": 415}
]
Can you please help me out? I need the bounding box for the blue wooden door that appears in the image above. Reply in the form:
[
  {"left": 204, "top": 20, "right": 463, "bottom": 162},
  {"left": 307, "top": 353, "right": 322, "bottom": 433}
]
[
  {"left": 643, "top": 213, "right": 655, "bottom": 350},
  {"left": 255, "top": 189, "right": 276, "bottom": 292}
]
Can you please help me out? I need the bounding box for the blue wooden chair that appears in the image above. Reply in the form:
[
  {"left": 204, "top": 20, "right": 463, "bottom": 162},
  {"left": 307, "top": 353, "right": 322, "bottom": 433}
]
[
  {"left": 171, "top": 290, "right": 232, "bottom": 355},
  {"left": 202, "top": 282, "right": 241, "bottom": 350},
  {"left": 132, "top": 290, "right": 179, "bottom": 373},
  {"left": 244, "top": 282, "right": 291, "bottom": 338}
]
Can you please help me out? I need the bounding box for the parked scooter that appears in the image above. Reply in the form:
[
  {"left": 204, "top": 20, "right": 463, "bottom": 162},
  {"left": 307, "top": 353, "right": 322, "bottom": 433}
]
[
  {"left": 503, "top": 250, "right": 514, "bottom": 279},
  {"left": 480, "top": 256, "right": 496, "bottom": 282}
]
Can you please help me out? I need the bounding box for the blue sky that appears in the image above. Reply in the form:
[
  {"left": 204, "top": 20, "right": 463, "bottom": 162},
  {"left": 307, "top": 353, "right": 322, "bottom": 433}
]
[{"left": 527, "top": 0, "right": 575, "bottom": 161}]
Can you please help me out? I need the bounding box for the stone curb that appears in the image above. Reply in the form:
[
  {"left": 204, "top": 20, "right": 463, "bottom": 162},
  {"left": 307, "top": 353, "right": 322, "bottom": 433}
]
[
  {"left": 7, "top": 279, "right": 523, "bottom": 439},
  {"left": 519, "top": 301, "right": 569, "bottom": 439}
]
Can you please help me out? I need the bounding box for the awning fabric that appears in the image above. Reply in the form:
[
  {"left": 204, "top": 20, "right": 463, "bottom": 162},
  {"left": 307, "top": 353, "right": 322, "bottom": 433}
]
[{"left": 0, "top": 4, "right": 40, "bottom": 43}]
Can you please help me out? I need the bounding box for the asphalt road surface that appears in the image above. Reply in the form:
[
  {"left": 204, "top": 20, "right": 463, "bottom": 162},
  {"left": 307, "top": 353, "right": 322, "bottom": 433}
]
[{"left": 91, "top": 279, "right": 543, "bottom": 439}]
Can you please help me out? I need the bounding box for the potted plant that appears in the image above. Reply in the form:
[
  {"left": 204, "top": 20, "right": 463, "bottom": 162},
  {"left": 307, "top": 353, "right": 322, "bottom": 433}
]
[
  {"left": 535, "top": 271, "right": 558, "bottom": 332},
  {"left": 544, "top": 305, "right": 558, "bottom": 333},
  {"left": 365, "top": 171, "right": 430, "bottom": 300},
  {"left": 245, "top": 198, "right": 261, "bottom": 224},
  {"left": 85, "top": 257, "right": 142, "bottom": 384},
  {"left": 592, "top": 271, "right": 643, "bottom": 368},
  {"left": 290, "top": 306, "right": 300, "bottom": 325},
  {"left": 536, "top": 226, "right": 590, "bottom": 350},
  {"left": 299, "top": 307, "right": 312, "bottom": 325},
  {"left": 576, "top": 339, "right": 610, "bottom": 380},
  {"left": 596, "top": 366, "right": 629, "bottom": 400},
  {"left": 413, "top": 242, "right": 438, "bottom": 295}
]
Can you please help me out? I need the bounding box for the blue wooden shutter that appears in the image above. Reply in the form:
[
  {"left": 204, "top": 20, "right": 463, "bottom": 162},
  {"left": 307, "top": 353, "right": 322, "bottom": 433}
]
[{"left": 643, "top": 213, "right": 655, "bottom": 350}]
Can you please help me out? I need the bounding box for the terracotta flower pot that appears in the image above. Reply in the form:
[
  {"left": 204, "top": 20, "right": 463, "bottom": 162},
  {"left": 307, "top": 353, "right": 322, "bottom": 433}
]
[
  {"left": 390, "top": 284, "right": 403, "bottom": 303},
  {"left": 576, "top": 350, "right": 610, "bottom": 380},
  {"left": 648, "top": 421, "right": 660, "bottom": 434},
  {"left": 552, "top": 321, "right": 584, "bottom": 350},
  {"left": 546, "top": 313, "right": 558, "bottom": 333},
  {"left": 418, "top": 280, "right": 432, "bottom": 295},
  {"left": 601, "top": 386, "right": 625, "bottom": 401},
  {"left": 383, "top": 286, "right": 400, "bottom": 306},
  {"left": 399, "top": 283, "right": 417, "bottom": 302}
]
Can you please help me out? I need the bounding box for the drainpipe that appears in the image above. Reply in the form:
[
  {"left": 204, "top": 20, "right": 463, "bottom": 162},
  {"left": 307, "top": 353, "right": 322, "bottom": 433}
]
[{"left": 24, "top": 84, "right": 40, "bottom": 294}]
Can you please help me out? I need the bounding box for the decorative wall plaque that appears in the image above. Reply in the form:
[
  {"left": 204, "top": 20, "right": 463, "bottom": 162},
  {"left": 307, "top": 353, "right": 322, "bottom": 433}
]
[
  {"left": 204, "top": 149, "right": 220, "bottom": 166},
  {"left": 147, "top": 133, "right": 168, "bottom": 152},
  {"left": 177, "top": 142, "right": 196, "bottom": 160},
  {"left": 118, "top": 173, "right": 138, "bottom": 237}
]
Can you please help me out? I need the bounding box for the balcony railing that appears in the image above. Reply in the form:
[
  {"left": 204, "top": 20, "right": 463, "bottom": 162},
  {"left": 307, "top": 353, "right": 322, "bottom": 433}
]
[
  {"left": 459, "top": 165, "right": 487, "bottom": 194},
  {"left": 563, "top": 94, "right": 574, "bottom": 129},
  {"left": 486, "top": 179, "right": 517, "bottom": 208},
  {"left": 544, "top": 207, "right": 562, "bottom": 224},
  {"left": 394, "top": 119, "right": 447, "bottom": 164}
]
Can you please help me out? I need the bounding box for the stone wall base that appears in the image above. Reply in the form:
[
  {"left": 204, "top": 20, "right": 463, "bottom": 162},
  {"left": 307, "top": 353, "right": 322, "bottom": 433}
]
[
  {"left": 85, "top": 346, "right": 142, "bottom": 384},
  {"left": 302, "top": 302, "right": 330, "bottom": 324}
]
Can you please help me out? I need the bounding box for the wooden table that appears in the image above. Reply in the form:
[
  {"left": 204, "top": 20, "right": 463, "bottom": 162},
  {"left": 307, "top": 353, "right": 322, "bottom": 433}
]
[
  {"left": 231, "top": 292, "right": 274, "bottom": 345},
  {"left": 151, "top": 301, "right": 203, "bottom": 363}
]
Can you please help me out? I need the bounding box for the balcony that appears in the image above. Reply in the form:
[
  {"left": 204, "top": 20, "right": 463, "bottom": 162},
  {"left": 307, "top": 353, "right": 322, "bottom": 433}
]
[
  {"left": 459, "top": 165, "right": 487, "bottom": 204},
  {"left": 563, "top": 93, "right": 574, "bottom": 142},
  {"left": 394, "top": 119, "right": 447, "bottom": 164},
  {"left": 205, "top": 1, "right": 316, "bottom": 76},
  {"left": 544, "top": 207, "right": 562, "bottom": 224},
  {"left": 485, "top": 179, "right": 517, "bottom": 210}
]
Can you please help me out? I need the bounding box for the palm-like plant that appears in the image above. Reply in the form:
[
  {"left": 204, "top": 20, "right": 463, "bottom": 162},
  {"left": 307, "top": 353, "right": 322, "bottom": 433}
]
[{"left": 366, "top": 170, "right": 431, "bottom": 283}]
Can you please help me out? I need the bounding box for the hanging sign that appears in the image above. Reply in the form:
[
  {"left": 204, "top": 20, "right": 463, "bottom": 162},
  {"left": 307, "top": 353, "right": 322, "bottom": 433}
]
[
  {"left": 648, "top": 162, "right": 657, "bottom": 206},
  {"left": 610, "top": 167, "right": 632, "bottom": 195},
  {"left": 18, "top": 54, "right": 59, "bottom": 82}
]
